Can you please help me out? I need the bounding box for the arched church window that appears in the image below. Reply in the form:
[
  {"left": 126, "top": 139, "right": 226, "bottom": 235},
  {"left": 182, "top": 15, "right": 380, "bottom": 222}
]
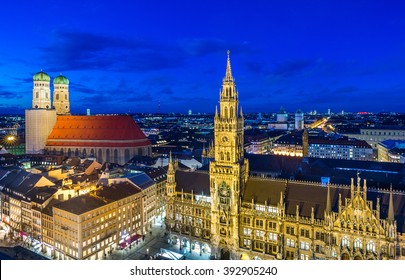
[
  {"left": 366, "top": 240, "right": 375, "bottom": 253},
  {"left": 341, "top": 236, "right": 350, "bottom": 248},
  {"left": 106, "top": 149, "right": 111, "bottom": 162},
  {"left": 65, "top": 94, "right": 67, "bottom": 100},
  {"left": 114, "top": 149, "right": 118, "bottom": 163},
  {"left": 230, "top": 106, "right": 234, "bottom": 117},
  {"left": 98, "top": 149, "right": 103, "bottom": 162},
  {"left": 354, "top": 238, "right": 362, "bottom": 249},
  {"left": 36, "top": 92, "right": 39, "bottom": 98},
  {"left": 225, "top": 107, "right": 228, "bottom": 119},
  {"left": 56, "top": 94, "right": 59, "bottom": 100},
  {"left": 124, "top": 149, "right": 130, "bottom": 163},
  {"left": 220, "top": 152, "right": 224, "bottom": 161},
  {"left": 227, "top": 152, "right": 230, "bottom": 161}
]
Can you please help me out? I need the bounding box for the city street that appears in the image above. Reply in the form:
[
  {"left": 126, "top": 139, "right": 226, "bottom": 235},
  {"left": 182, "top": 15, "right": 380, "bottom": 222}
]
[{"left": 109, "top": 220, "right": 210, "bottom": 260}]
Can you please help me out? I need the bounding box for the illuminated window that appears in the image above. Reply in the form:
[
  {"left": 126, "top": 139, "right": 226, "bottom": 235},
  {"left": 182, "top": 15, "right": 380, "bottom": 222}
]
[
  {"left": 341, "top": 236, "right": 350, "bottom": 247},
  {"left": 366, "top": 240, "right": 375, "bottom": 253},
  {"left": 354, "top": 238, "right": 362, "bottom": 249}
]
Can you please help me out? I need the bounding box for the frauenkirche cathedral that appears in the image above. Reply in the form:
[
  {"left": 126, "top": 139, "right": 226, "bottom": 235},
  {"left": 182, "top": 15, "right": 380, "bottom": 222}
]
[{"left": 165, "top": 52, "right": 405, "bottom": 260}]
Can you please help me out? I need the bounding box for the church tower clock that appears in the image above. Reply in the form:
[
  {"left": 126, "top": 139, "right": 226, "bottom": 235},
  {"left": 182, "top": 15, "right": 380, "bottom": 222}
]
[{"left": 210, "top": 51, "right": 249, "bottom": 259}]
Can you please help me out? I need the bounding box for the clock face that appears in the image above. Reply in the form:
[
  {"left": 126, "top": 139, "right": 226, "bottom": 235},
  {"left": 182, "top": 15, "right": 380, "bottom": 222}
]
[{"left": 221, "top": 136, "right": 228, "bottom": 143}]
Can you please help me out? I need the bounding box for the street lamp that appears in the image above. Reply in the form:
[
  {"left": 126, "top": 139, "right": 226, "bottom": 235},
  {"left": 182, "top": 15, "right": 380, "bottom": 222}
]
[{"left": 146, "top": 248, "right": 149, "bottom": 259}]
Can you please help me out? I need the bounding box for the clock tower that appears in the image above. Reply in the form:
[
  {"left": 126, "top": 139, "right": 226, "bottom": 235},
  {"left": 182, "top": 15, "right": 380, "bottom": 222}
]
[{"left": 210, "top": 51, "right": 249, "bottom": 259}]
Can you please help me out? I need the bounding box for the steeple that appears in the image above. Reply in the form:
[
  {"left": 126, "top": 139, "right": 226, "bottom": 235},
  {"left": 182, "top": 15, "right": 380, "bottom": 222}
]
[
  {"left": 168, "top": 151, "right": 174, "bottom": 174},
  {"left": 224, "top": 50, "right": 233, "bottom": 82},
  {"left": 388, "top": 185, "right": 395, "bottom": 221},
  {"left": 166, "top": 151, "right": 176, "bottom": 198}
]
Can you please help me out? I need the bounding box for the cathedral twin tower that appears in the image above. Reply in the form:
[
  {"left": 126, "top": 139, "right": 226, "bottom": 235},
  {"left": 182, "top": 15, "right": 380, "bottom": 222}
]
[
  {"left": 32, "top": 71, "right": 70, "bottom": 115},
  {"left": 26, "top": 71, "right": 70, "bottom": 154}
]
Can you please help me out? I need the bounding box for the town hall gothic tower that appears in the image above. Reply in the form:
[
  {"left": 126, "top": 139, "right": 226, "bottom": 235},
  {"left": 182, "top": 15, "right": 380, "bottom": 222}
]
[{"left": 210, "top": 51, "right": 249, "bottom": 259}]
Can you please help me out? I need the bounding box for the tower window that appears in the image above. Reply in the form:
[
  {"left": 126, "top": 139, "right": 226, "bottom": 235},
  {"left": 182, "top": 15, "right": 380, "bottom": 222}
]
[
  {"left": 36, "top": 92, "right": 39, "bottom": 98},
  {"left": 56, "top": 94, "right": 59, "bottom": 100}
]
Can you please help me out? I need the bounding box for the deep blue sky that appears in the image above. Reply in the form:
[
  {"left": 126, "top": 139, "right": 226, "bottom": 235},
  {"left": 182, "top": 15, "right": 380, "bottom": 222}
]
[{"left": 1, "top": 0, "right": 405, "bottom": 114}]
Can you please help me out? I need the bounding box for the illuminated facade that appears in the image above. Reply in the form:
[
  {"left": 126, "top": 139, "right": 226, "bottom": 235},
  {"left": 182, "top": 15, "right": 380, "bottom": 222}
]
[
  {"left": 52, "top": 75, "right": 70, "bottom": 115},
  {"left": 25, "top": 71, "right": 151, "bottom": 163},
  {"left": 165, "top": 52, "right": 405, "bottom": 260},
  {"left": 272, "top": 132, "right": 372, "bottom": 160}
]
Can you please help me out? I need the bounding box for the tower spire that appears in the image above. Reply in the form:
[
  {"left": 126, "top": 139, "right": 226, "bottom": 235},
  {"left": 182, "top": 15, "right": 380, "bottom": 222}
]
[
  {"left": 168, "top": 151, "right": 174, "bottom": 173},
  {"left": 225, "top": 50, "right": 233, "bottom": 82}
]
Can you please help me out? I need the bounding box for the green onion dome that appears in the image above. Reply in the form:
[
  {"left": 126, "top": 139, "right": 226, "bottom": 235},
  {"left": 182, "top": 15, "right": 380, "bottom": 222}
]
[
  {"left": 33, "top": 71, "right": 51, "bottom": 82},
  {"left": 53, "top": 75, "right": 69, "bottom": 85}
]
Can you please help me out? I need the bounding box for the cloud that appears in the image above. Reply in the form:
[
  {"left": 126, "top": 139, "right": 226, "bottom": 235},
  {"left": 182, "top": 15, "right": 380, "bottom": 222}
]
[
  {"left": 38, "top": 30, "right": 185, "bottom": 72},
  {"left": 244, "top": 61, "right": 270, "bottom": 75},
  {"left": 180, "top": 38, "right": 254, "bottom": 57},
  {"left": 272, "top": 59, "right": 315, "bottom": 77}
]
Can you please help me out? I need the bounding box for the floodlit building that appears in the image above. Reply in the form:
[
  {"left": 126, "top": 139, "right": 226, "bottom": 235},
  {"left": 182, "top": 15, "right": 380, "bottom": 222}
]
[
  {"left": 25, "top": 71, "right": 151, "bottom": 164},
  {"left": 165, "top": 52, "right": 405, "bottom": 260}
]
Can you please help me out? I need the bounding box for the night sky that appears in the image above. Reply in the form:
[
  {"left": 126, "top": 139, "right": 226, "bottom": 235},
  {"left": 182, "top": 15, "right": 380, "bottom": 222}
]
[{"left": 1, "top": 1, "right": 405, "bottom": 115}]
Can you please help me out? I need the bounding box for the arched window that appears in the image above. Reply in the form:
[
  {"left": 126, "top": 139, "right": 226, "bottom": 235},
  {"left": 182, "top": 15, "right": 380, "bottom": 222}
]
[
  {"left": 124, "top": 149, "right": 130, "bottom": 163},
  {"left": 224, "top": 107, "right": 228, "bottom": 119},
  {"left": 230, "top": 106, "right": 234, "bottom": 118},
  {"left": 75, "top": 148, "right": 79, "bottom": 157},
  {"left": 65, "top": 94, "right": 67, "bottom": 100},
  {"left": 341, "top": 236, "right": 350, "bottom": 248},
  {"left": 36, "top": 92, "right": 39, "bottom": 98},
  {"left": 114, "top": 149, "right": 119, "bottom": 163},
  {"left": 354, "top": 238, "right": 362, "bottom": 249},
  {"left": 90, "top": 148, "right": 95, "bottom": 156},
  {"left": 227, "top": 152, "right": 230, "bottom": 161},
  {"left": 106, "top": 149, "right": 110, "bottom": 162},
  {"left": 220, "top": 152, "right": 224, "bottom": 161},
  {"left": 67, "top": 148, "right": 72, "bottom": 157},
  {"left": 56, "top": 94, "right": 59, "bottom": 100},
  {"left": 98, "top": 149, "right": 103, "bottom": 162},
  {"left": 366, "top": 240, "right": 375, "bottom": 253}
]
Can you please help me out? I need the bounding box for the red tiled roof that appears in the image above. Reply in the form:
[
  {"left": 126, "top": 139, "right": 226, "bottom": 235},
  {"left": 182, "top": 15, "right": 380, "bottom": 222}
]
[{"left": 46, "top": 115, "right": 150, "bottom": 147}]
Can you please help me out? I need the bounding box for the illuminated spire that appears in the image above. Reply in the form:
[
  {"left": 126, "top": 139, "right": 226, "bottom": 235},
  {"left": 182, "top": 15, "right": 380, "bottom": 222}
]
[
  {"left": 168, "top": 151, "right": 174, "bottom": 173},
  {"left": 224, "top": 50, "right": 233, "bottom": 82}
]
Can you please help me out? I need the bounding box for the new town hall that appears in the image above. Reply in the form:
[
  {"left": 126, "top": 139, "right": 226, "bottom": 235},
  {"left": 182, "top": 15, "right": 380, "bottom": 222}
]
[{"left": 165, "top": 52, "right": 405, "bottom": 260}]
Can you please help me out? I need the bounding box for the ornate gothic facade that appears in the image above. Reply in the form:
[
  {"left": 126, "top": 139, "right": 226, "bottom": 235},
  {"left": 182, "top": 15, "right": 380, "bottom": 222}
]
[{"left": 165, "top": 52, "right": 405, "bottom": 260}]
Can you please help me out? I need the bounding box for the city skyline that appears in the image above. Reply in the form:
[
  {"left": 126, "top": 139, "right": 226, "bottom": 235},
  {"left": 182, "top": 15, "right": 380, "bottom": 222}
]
[{"left": 1, "top": 1, "right": 405, "bottom": 115}]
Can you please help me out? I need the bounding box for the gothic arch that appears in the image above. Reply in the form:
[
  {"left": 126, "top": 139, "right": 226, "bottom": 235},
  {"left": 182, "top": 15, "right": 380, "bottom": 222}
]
[
  {"left": 230, "top": 106, "right": 234, "bottom": 117},
  {"left": 98, "top": 149, "right": 103, "bottom": 163},
  {"left": 106, "top": 149, "right": 110, "bottom": 162},
  {"left": 225, "top": 107, "right": 228, "bottom": 118},
  {"left": 75, "top": 148, "right": 79, "bottom": 157},
  {"left": 114, "top": 149, "right": 118, "bottom": 163},
  {"left": 90, "top": 148, "right": 95, "bottom": 156},
  {"left": 67, "top": 148, "right": 72, "bottom": 157},
  {"left": 124, "top": 149, "right": 130, "bottom": 163}
]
